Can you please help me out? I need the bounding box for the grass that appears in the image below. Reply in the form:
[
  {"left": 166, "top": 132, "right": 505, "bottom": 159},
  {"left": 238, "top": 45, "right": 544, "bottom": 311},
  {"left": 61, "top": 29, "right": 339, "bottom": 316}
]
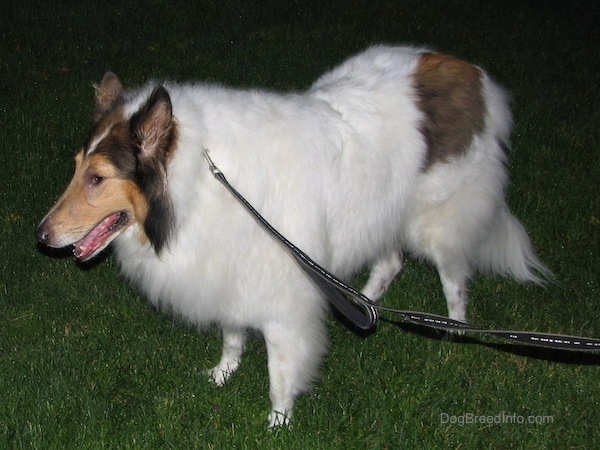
[{"left": 1, "top": 0, "right": 599, "bottom": 447}]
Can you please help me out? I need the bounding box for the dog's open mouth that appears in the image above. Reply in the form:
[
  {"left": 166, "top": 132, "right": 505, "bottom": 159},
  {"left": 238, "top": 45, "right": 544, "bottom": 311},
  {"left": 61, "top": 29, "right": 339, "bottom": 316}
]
[{"left": 73, "top": 211, "right": 129, "bottom": 260}]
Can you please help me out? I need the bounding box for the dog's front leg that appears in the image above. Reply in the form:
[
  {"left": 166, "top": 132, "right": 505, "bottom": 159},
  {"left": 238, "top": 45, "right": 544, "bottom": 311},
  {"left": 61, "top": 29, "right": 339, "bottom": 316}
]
[
  {"left": 206, "top": 327, "right": 246, "bottom": 386},
  {"left": 263, "top": 316, "right": 327, "bottom": 428}
]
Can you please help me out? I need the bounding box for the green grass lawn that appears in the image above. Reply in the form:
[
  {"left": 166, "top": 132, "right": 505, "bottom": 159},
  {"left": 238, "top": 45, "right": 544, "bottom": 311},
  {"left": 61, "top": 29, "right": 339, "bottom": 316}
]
[{"left": 2, "top": 0, "right": 599, "bottom": 447}]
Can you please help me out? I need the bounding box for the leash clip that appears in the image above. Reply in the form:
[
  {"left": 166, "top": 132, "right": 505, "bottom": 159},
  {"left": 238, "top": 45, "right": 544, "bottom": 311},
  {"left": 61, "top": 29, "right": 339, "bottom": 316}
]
[{"left": 203, "top": 148, "right": 222, "bottom": 176}]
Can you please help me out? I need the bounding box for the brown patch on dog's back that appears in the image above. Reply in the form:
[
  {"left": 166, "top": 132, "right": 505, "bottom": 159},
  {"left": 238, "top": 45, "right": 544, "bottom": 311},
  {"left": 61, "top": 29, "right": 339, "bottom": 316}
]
[{"left": 413, "top": 53, "right": 486, "bottom": 168}]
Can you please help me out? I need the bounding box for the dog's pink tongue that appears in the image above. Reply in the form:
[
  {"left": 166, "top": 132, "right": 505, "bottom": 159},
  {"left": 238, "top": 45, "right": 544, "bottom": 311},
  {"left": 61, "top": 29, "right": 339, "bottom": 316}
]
[{"left": 73, "top": 213, "right": 119, "bottom": 260}]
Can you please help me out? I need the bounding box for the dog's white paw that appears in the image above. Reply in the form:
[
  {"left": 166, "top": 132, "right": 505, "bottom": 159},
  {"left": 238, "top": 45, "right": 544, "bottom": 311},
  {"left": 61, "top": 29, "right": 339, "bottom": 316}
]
[
  {"left": 268, "top": 409, "right": 293, "bottom": 429},
  {"left": 205, "top": 364, "right": 237, "bottom": 387}
]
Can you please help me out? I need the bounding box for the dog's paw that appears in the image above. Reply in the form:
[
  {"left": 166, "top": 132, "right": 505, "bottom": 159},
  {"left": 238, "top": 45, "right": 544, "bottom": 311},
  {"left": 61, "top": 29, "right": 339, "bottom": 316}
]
[
  {"left": 205, "top": 366, "right": 233, "bottom": 387},
  {"left": 267, "top": 410, "right": 293, "bottom": 429},
  {"left": 443, "top": 329, "right": 466, "bottom": 341},
  {"left": 205, "top": 357, "right": 241, "bottom": 387}
]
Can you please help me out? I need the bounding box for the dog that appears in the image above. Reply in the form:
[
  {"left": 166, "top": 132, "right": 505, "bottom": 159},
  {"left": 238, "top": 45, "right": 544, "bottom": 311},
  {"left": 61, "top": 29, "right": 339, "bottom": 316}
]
[{"left": 36, "top": 45, "right": 550, "bottom": 427}]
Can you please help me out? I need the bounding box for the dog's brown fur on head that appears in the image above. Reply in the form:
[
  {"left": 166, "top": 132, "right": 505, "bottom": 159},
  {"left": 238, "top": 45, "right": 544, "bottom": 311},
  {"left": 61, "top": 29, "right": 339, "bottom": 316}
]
[
  {"left": 93, "top": 72, "right": 124, "bottom": 121},
  {"left": 36, "top": 74, "right": 178, "bottom": 260},
  {"left": 37, "top": 150, "right": 148, "bottom": 250}
]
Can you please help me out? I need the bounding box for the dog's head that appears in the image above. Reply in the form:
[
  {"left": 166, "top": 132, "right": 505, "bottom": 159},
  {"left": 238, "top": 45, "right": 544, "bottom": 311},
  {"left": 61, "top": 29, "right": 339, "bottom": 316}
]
[{"left": 36, "top": 73, "right": 177, "bottom": 261}]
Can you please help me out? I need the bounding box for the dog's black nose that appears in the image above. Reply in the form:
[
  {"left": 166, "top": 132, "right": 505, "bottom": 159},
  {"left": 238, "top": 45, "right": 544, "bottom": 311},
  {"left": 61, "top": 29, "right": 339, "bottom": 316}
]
[{"left": 36, "top": 226, "right": 50, "bottom": 244}]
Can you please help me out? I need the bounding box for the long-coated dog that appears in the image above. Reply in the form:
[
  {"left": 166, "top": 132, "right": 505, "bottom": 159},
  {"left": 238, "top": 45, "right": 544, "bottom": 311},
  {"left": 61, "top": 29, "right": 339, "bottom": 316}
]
[{"left": 36, "top": 45, "right": 550, "bottom": 427}]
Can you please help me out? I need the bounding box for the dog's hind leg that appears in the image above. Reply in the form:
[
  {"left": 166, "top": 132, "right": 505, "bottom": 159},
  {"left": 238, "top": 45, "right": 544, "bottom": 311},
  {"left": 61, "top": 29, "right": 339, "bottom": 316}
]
[
  {"left": 437, "top": 259, "right": 470, "bottom": 323},
  {"left": 207, "top": 327, "right": 246, "bottom": 386},
  {"left": 361, "top": 251, "right": 403, "bottom": 301}
]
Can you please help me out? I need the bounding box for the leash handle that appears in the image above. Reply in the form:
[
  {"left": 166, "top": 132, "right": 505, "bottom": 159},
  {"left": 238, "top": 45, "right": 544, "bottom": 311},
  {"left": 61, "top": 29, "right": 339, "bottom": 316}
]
[{"left": 203, "top": 149, "right": 600, "bottom": 351}]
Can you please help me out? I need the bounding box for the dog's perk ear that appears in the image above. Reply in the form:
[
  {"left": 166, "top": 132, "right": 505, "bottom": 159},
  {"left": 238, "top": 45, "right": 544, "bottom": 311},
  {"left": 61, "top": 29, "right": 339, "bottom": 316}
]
[
  {"left": 131, "top": 86, "right": 174, "bottom": 159},
  {"left": 94, "top": 72, "right": 124, "bottom": 120},
  {"left": 130, "top": 86, "right": 176, "bottom": 254}
]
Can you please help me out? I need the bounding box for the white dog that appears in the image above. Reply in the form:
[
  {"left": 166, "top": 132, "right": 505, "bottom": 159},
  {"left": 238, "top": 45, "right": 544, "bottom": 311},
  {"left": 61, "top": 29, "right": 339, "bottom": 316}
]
[{"left": 37, "top": 45, "right": 549, "bottom": 426}]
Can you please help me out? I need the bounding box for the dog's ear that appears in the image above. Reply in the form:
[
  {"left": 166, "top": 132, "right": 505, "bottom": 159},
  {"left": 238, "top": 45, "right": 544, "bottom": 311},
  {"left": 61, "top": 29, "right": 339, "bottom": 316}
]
[
  {"left": 129, "top": 86, "right": 176, "bottom": 255},
  {"left": 131, "top": 86, "right": 175, "bottom": 160},
  {"left": 94, "top": 72, "right": 123, "bottom": 121}
]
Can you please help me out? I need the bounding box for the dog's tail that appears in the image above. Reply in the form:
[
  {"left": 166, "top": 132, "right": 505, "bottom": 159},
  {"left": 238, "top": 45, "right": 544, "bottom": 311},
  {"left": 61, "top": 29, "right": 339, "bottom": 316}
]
[{"left": 477, "top": 206, "right": 552, "bottom": 284}]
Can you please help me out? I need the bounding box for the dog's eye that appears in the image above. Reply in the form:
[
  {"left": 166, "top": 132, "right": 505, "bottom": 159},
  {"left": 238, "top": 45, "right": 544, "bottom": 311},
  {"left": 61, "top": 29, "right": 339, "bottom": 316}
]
[
  {"left": 84, "top": 169, "right": 107, "bottom": 188},
  {"left": 90, "top": 174, "right": 104, "bottom": 186}
]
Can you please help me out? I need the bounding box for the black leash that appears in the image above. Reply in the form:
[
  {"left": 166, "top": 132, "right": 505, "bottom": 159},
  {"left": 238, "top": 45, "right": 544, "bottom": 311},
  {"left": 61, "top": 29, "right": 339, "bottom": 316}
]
[{"left": 203, "top": 149, "right": 600, "bottom": 352}]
